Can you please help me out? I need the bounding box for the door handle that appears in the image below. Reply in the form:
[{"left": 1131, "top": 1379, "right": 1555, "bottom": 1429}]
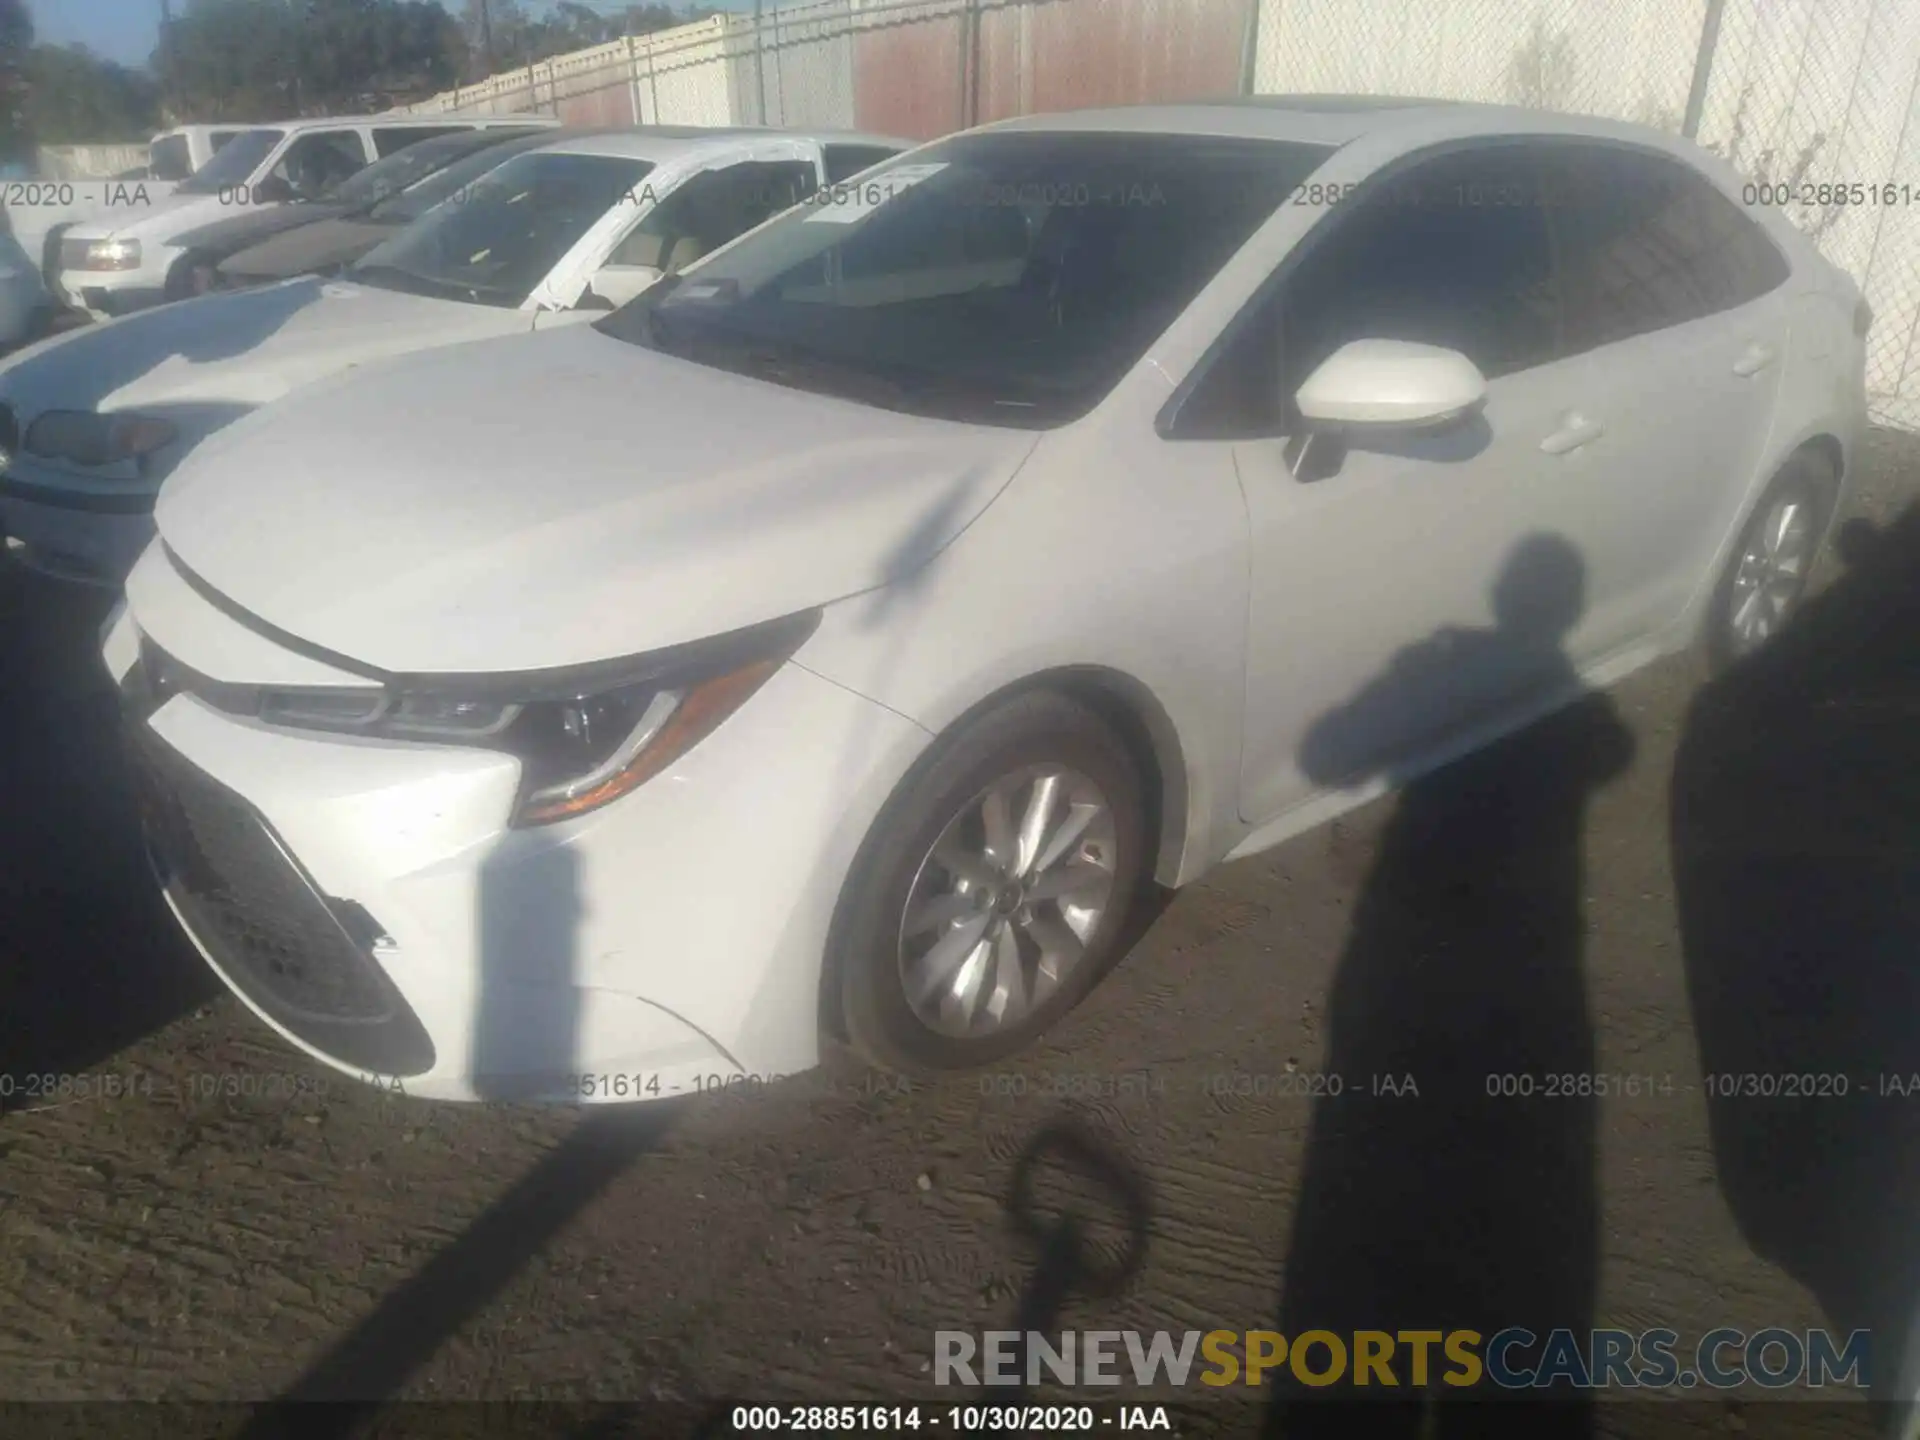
[
  {"left": 1539, "top": 412, "right": 1605, "bottom": 455},
  {"left": 1733, "top": 341, "right": 1777, "bottom": 376}
]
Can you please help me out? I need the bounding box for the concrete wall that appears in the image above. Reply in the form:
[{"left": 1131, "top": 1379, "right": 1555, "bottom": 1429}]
[{"left": 36, "top": 144, "right": 151, "bottom": 180}]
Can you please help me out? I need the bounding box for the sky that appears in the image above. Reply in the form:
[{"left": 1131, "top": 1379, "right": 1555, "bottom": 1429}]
[{"left": 25, "top": 0, "right": 758, "bottom": 72}]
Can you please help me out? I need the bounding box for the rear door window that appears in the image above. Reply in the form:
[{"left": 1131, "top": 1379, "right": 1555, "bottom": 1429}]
[{"left": 1545, "top": 144, "right": 1792, "bottom": 355}]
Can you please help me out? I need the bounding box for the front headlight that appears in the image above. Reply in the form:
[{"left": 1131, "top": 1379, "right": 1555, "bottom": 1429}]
[
  {"left": 251, "top": 609, "right": 821, "bottom": 827},
  {"left": 73, "top": 237, "right": 141, "bottom": 271},
  {"left": 24, "top": 410, "right": 178, "bottom": 469}
]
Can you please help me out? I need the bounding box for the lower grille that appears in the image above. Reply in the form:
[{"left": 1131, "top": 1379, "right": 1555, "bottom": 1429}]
[{"left": 123, "top": 672, "right": 435, "bottom": 1076}]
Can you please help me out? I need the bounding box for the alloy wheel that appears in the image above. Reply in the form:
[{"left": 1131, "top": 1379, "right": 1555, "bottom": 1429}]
[
  {"left": 1726, "top": 493, "right": 1816, "bottom": 656},
  {"left": 897, "top": 765, "right": 1118, "bottom": 1039}
]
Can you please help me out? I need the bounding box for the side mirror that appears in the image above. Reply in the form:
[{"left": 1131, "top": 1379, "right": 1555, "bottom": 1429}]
[
  {"left": 251, "top": 175, "right": 295, "bottom": 205},
  {"left": 581, "top": 263, "right": 664, "bottom": 310},
  {"left": 1294, "top": 339, "right": 1487, "bottom": 432}
]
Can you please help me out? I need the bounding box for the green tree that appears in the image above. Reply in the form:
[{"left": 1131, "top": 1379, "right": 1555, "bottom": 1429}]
[
  {"left": 457, "top": 1, "right": 717, "bottom": 81},
  {"left": 24, "top": 45, "right": 163, "bottom": 144},
  {"left": 163, "top": 0, "right": 465, "bottom": 120},
  {"left": 0, "top": 0, "right": 33, "bottom": 166}
]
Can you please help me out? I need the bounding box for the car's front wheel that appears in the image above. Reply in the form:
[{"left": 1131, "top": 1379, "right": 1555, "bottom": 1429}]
[
  {"left": 165, "top": 253, "right": 220, "bottom": 301},
  {"left": 836, "top": 691, "right": 1149, "bottom": 1074}
]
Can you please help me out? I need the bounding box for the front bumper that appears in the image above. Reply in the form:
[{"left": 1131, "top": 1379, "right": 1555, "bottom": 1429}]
[
  {"left": 106, "top": 570, "right": 933, "bottom": 1104},
  {"left": 0, "top": 464, "right": 157, "bottom": 586}
]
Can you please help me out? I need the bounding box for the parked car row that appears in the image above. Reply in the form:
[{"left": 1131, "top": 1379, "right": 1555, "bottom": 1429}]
[
  {"left": 0, "top": 101, "right": 1871, "bottom": 1108},
  {"left": 53, "top": 114, "right": 558, "bottom": 316},
  {"left": 0, "top": 114, "right": 556, "bottom": 349},
  {"left": 0, "top": 124, "right": 234, "bottom": 305},
  {"left": 0, "top": 124, "right": 911, "bottom": 586}
]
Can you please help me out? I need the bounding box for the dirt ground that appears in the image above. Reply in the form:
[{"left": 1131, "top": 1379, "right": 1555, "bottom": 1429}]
[{"left": 1, "top": 431, "right": 1917, "bottom": 1438}]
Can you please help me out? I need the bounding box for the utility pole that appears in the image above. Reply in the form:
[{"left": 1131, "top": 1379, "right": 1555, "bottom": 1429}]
[
  {"left": 752, "top": 0, "right": 767, "bottom": 126},
  {"left": 1682, "top": 0, "right": 1729, "bottom": 138},
  {"left": 479, "top": 0, "right": 496, "bottom": 76},
  {"left": 158, "top": 0, "right": 174, "bottom": 117}
]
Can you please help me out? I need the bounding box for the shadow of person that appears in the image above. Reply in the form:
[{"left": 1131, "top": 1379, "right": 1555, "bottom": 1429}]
[
  {"left": 1004, "top": 1119, "right": 1153, "bottom": 1387},
  {"left": 1671, "top": 502, "right": 1920, "bottom": 1414},
  {"left": 0, "top": 565, "right": 217, "bottom": 1101},
  {"left": 1265, "top": 534, "right": 1631, "bottom": 1437},
  {"left": 240, "top": 833, "right": 681, "bottom": 1428}
]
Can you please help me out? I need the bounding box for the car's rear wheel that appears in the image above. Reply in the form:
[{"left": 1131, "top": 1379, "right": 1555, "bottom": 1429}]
[
  {"left": 836, "top": 691, "right": 1148, "bottom": 1074},
  {"left": 1704, "top": 448, "right": 1838, "bottom": 670}
]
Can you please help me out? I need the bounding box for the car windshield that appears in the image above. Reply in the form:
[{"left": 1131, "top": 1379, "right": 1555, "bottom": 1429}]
[
  {"left": 595, "top": 131, "right": 1332, "bottom": 428},
  {"left": 177, "top": 129, "right": 283, "bottom": 194},
  {"left": 326, "top": 130, "right": 528, "bottom": 212},
  {"left": 148, "top": 134, "right": 191, "bottom": 181},
  {"left": 367, "top": 133, "right": 563, "bottom": 225},
  {"left": 351, "top": 150, "right": 654, "bottom": 308}
]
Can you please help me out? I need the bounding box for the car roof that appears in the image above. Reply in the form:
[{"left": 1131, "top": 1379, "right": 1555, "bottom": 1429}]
[
  {"left": 522, "top": 124, "right": 913, "bottom": 162},
  {"left": 974, "top": 96, "right": 1711, "bottom": 159},
  {"left": 154, "top": 123, "right": 248, "bottom": 138},
  {"left": 227, "top": 114, "right": 557, "bottom": 135}
]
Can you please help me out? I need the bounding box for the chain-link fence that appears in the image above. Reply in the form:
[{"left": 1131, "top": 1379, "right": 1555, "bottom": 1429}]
[{"left": 396, "top": 0, "right": 1920, "bottom": 430}]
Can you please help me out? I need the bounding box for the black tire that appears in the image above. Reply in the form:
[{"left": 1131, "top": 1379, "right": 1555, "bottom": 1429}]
[
  {"left": 1702, "top": 448, "right": 1839, "bottom": 672},
  {"left": 165, "top": 253, "right": 218, "bottom": 302},
  {"left": 39, "top": 222, "right": 70, "bottom": 285},
  {"left": 835, "top": 690, "right": 1149, "bottom": 1074}
]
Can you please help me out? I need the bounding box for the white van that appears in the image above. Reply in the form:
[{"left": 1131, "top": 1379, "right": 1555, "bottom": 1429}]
[
  {"left": 4, "top": 126, "right": 248, "bottom": 307},
  {"left": 147, "top": 125, "right": 253, "bottom": 183},
  {"left": 54, "top": 113, "right": 555, "bottom": 318},
  {"left": 1, "top": 130, "right": 217, "bottom": 342}
]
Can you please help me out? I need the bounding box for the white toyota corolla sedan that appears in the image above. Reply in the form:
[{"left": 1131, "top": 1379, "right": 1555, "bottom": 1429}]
[{"left": 103, "top": 99, "right": 1869, "bottom": 1102}]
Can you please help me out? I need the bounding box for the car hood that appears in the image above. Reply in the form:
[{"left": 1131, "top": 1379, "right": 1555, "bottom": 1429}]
[
  {"left": 67, "top": 191, "right": 231, "bottom": 241},
  {"left": 0, "top": 278, "right": 529, "bottom": 477},
  {"left": 220, "top": 217, "right": 393, "bottom": 281},
  {"left": 173, "top": 202, "right": 349, "bottom": 256},
  {"left": 155, "top": 324, "right": 1043, "bottom": 676}
]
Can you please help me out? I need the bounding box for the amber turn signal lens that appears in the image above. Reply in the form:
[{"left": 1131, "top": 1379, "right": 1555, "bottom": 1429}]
[{"left": 515, "top": 657, "right": 782, "bottom": 826}]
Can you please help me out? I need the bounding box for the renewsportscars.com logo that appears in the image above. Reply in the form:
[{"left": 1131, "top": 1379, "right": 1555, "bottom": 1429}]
[{"left": 933, "top": 1328, "right": 1871, "bottom": 1391}]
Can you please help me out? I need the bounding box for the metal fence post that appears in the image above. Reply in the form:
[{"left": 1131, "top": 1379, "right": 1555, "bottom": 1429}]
[
  {"left": 753, "top": 1, "right": 770, "bottom": 125},
  {"left": 625, "top": 35, "right": 639, "bottom": 125},
  {"left": 1681, "top": 0, "right": 1729, "bottom": 138},
  {"left": 1239, "top": 0, "right": 1263, "bottom": 97},
  {"left": 956, "top": 0, "right": 980, "bottom": 129}
]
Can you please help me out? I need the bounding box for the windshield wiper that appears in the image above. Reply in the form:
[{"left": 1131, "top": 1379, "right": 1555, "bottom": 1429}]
[
  {"left": 735, "top": 340, "right": 921, "bottom": 412},
  {"left": 346, "top": 262, "right": 472, "bottom": 302},
  {"left": 610, "top": 299, "right": 1057, "bottom": 421},
  {"left": 743, "top": 338, "right": 1059, "bottom": 419}
]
